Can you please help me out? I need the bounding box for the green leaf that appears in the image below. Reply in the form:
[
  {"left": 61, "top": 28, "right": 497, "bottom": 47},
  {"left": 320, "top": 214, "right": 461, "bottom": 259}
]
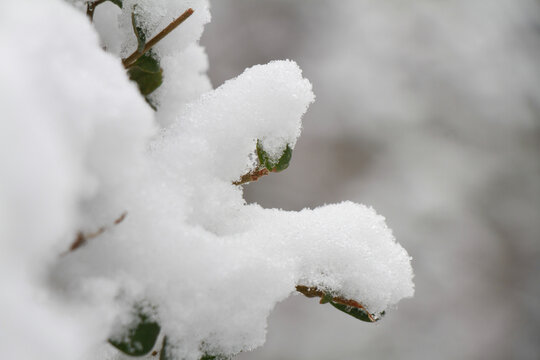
[
  {"left": 130, "top": 51, "right": 161, "bottom": 73},
  {"left": 329, "top": 301, "right": 374, "bottom": 323},
  {"left": 274, "top": 144, "right": 292, "bottom": 172},
  {"left": 256, "top": 140, "right": 293, "bottom": 172},
  {"left": 127, "top": 51, "right": 163, "bottom": 96},
  {"left": 107, "top": 0, "right": 122, "bottom": 8},
  {"left": 108, "top": 307, "right": 161, "bottom": 356},
  {"left": 128, "top": 65, "right": 163, "bottom": 95},
  {"left": 256, "top": 140, "right": 271, "bottom": 170},
  {"left": 131, "top": 9, "right": 146, "bottom": 53}
]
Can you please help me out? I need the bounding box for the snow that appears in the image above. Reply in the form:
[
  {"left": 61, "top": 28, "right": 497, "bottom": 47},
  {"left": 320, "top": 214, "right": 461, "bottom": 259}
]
[
  {"left": 203, "top": 1, "right": 540, "bottom": 359},
  {"left": 157, "top": 60, "right": 315, "bottom": 185},
  {"left": 118, "top": 0, "right": 210, "bottom": 59},
  {"left": 153, "top": 43, "right": 212, "bottom": 127},
  {"left": 0, "top": 0, "right": 154, "bottom": 359},
  {"left": 0, "top": 0, "right": 414, "bottom": 359}
]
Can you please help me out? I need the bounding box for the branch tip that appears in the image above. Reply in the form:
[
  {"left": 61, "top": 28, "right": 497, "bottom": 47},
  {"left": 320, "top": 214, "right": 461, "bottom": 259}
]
[
  {"left": 233, "top": 168, "right": 270, "bottom": 186},
  {"left": 295, "top": 285, "right": 377, "bottom": 322},
  {"left": 61, "top": 212, "right": 128, "bottom": 256}
]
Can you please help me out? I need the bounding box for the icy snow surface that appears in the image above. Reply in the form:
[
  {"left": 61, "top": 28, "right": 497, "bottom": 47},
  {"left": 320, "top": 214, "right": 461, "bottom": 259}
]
[{"left": 0, "top": 0, "right": 413, "bottom": 359}]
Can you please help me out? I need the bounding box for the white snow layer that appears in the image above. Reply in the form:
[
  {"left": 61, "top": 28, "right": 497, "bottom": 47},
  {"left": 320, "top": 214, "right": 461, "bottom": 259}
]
[{"left": 0, "top": 0, "right": 413, "bottom": 360}]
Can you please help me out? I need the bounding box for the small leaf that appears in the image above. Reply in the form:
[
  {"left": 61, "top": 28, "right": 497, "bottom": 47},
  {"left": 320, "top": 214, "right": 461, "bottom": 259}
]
[
  {"left": 127, "top": 51, "right": 163, "bottom": 96},
  {"left": 107, "top": 0, "right": 122, "bottom": 8},
  {"left": 108, "top": 307, "right": 161, "bottom": 356},
  {"left": 130, "top": 51, "right": 161, "bottom": 73},
  {"left": 256, "top": 140, "right": 271, "bottom": 170},
  {"left": 131, "top": 8, "right": 146, "bottom": 53},
  {"left": 329, "top": 301, "right": 374, "bottom": 323},
  {"left": 256, "top": 140, "right": 293, "bottom": 172},
  {"left": 274, "top": 144, "right": 292, "bottom": 172},
  {"left": 128, "top": 66, "right": 163, "bottom": 95}
]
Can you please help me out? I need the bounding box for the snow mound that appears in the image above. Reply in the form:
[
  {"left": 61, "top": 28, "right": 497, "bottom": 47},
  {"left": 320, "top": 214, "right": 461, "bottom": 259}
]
[{"left": 0, "top": 0, "right": 414, "bottom": 359}]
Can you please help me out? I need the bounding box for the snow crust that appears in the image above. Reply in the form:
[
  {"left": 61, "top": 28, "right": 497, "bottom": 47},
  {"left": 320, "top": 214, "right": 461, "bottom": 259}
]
[
  {"left": 0, "top": 0, "right": 413, "bottom": 359},
  {"left": 0, "top": 1, "right": 154, "bottom": 359}
]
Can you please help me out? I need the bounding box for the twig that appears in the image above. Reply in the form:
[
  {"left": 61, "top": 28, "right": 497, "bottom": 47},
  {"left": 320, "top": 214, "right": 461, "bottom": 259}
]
[
  {"left": 295, "top": 285, "right": 377, "bottom": 322},
  {"left": 233, "top": 168, "right": 270, "bottom": 186},
  {"left": 61, "top": 212, "right": 127, "bottom": 256},
  {"left": 86, "top": 0, "right": 106, "bottom": 22},
  {"left": 122, "top": 8, "right": 194, "bottom": 68},
  {"left": 114, "top": 212, "right": 127, "bottom": 224}
]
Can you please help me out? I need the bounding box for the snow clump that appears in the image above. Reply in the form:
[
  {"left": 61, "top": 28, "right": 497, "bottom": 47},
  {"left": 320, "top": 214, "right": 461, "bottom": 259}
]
[{"left": 0, "top": 0, "right": 414, "bottom": 359}]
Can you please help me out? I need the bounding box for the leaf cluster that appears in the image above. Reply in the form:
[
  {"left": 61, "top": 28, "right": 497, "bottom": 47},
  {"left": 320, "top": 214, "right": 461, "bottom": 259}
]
[{"left": 256, "top": 140, "right": 292, "bottom": 173}]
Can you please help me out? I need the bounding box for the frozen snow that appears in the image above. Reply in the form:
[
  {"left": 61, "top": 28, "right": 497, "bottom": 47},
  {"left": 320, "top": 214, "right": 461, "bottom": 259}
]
[
  {"left": 0, "top": 0, "right": 154, "bottom": 359},
  {"left": 0, "top": 0, "right": 414, "bottom": 359},
  {"left": 203, "top": 1, "right": 540, "bottom": 359}
]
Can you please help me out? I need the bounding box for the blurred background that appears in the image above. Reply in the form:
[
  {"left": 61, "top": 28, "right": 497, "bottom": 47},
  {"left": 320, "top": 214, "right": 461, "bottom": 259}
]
[{"left": 202, "top": 1, "right": 540, "bottom": 359}]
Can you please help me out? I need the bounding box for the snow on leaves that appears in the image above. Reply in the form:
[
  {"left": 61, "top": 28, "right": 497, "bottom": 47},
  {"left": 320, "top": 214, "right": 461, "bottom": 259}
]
[{"left": 0, "top": 1, "right": 414, "bottom": 360}]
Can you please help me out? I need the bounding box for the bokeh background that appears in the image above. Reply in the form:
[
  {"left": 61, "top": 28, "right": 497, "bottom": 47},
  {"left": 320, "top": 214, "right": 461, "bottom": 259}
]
[{"left": 201, "top": 1, "right": 540, "bottom": 359}]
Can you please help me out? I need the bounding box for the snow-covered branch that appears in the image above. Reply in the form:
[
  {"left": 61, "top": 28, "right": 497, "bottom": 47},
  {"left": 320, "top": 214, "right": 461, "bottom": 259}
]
[{"left": 0, "top": 1, "right": 413, "bottom": 360}]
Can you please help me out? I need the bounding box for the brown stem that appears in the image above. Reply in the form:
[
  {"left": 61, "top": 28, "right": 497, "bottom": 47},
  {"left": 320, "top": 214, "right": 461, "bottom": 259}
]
[
  {"left": 233, "top": 168, "right": 270, "bottom": 186},
  {"left": 86, "top": 0, "right": 106, "bottom": 22},
  {"left": 62, "top": 212, "right": 127, "bottom": 255},
  {"left": 114, "top": 212, "right": 127, "bottom": 224},
  {"left": 295, "top": 285, "right": 376, "bottom": 322},
  {"left": 122, "top": 8, "right": 194, "bottom": 68}
]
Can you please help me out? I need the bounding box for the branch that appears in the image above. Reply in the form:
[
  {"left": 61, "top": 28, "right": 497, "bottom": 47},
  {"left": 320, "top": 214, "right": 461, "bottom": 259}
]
[
  {"left": 62, "top": 212, "right": 127, "bottom": 255},
  {"left": 122, "top": 8, "right": 194, "bottom": 68},
  {"left": 233, "top": 168, "right": 270, "bottom": 186},
  {"left": 295, "top": 285, "right": 377, "bottom": 322}
]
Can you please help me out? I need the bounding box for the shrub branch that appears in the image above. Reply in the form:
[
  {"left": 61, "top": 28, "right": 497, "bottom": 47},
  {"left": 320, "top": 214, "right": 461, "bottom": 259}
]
[
  {"left": 295, "top": 285, "right": 377, "bottom": 322},
  {"left": 122, "top": 8, "right": 194, "bottom": 68},
  {"left": 233, "top": 168, "right": 270, "bottom": 185},
  {"left": 62, "top": 212, "right": 127, "bottom": 255}
]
